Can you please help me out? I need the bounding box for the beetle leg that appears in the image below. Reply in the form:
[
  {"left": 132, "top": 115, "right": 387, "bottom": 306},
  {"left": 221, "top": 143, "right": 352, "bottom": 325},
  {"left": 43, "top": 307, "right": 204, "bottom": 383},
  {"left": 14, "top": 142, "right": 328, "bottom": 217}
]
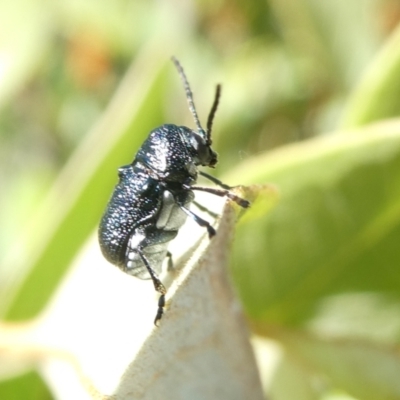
[
  {"left": 178, "top": 204, "right": 216, "bottom": 238},
  {"left": 137, "top": 248, "right": 167, "bottom": 326},
  {"left": 166, "top": 251, "right": 174, "bottom": 271},
  {"left": 155, "top": 294, "right": 165, "bottom": 326},
  {"left": 192, "top": 200, "right": 219, "bottom": 218},
  {"left": 199, "top": 171, "right": 232, "bottom": 189},
  {"left": 191, "top": 185, "right": 250, "bottom": 208}
]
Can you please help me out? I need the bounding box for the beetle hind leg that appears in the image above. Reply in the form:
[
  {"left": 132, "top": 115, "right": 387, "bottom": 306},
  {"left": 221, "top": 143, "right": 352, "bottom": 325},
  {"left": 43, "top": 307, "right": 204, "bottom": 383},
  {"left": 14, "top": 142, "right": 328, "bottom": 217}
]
[
  {"left": 166, "top": 251, "right": 174, "bottom": 271},
  {"left": 192, "top": 200, "right": 219, "bottom": 218},
  {"left": 137, "top": 248, "right": 167, "bottom": 326}
]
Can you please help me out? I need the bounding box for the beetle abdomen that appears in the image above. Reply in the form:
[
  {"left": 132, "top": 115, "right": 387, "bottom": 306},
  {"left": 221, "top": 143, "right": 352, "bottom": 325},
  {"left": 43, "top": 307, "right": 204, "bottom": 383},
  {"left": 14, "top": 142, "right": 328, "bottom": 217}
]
[{"left": 98, "top": 167, "right": 161, "bottom": 267}]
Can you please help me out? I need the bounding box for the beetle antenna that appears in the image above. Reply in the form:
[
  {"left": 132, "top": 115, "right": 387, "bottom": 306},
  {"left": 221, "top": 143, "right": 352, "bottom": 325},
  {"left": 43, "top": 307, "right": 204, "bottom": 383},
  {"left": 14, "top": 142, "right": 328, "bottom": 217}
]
[
  {"left": 172, "top": 57, "right": 204, "bottom": 136},
  {"left": 206, "top": 84, "right": 221, "bottom": 144}
]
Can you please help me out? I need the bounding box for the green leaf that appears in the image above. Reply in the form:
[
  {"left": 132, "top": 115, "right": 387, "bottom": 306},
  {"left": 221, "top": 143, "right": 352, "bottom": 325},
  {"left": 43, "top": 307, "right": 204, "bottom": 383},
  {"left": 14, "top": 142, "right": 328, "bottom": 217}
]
[
  {"left": 229, "top": 119, "right": 400, "bottom": 326},
  {"left": 0, "top": 0, "right": 51, "bottom": 109},
  {"left": 269, "top": 354, "right": 320, "bottom": 400},
  {"left": 278, "top": 329, "right": 400, "bottom": 400},
  {"left": 341, "top": 25, "right": 400, "bottom": 128},
  {"left": 0, "top": 371, "right": 52, "bottom": 400}
]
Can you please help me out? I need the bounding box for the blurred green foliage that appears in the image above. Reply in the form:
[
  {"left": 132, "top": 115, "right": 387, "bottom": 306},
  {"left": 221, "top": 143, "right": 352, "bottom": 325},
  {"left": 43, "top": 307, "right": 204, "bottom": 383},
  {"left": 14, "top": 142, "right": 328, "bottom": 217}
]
[
  {"left": 0, "top": 371, "right": 53, "bottom": 400},
  {"left": 1, "top": 0, "right": 400, "bottom": 399}
]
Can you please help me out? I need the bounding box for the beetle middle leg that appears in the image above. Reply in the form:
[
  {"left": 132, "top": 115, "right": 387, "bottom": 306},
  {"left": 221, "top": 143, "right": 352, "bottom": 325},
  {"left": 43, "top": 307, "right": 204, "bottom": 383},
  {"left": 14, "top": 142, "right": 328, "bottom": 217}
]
[
  {"left": 178, "top": 203, "right": 216, "bottom": 238},
  {"left": 192, "top": 200, "right": 219, "bottom": 218},
  {"left": 137, "top": 248, "right": 167, "bottom": 326}
]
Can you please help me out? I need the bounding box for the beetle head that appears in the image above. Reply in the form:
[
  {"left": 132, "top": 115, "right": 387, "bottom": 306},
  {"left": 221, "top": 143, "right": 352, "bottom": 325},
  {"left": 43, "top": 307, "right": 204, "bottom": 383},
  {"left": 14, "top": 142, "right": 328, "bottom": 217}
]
[{"left": 172, "top": 57, "right": 221, "bottom": 168}]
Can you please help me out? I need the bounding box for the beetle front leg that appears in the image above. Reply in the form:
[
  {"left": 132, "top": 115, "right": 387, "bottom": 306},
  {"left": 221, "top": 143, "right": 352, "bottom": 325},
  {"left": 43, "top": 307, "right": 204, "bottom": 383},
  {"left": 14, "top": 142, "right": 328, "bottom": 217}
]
[{"left": 190, "top": 185, "right": 250, "bottom": 208}]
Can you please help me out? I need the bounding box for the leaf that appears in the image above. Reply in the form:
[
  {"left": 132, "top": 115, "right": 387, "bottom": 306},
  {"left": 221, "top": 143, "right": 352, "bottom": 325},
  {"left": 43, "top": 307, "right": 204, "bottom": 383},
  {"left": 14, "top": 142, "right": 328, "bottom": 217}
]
[
  {"left": 0, "top": 0, "right": 51, "bottom": 110},
  {"left": 112, "top": 200, "right": 264, "bottom": 400},
  {"left": 277, "top": 329, "right": 400, "bottom": 400},
  {"left": 228, "top": 119, "right": 400, "bottom": 327},
  {"left": 341, "top": 25, "right": 400, "bottom": 128},
  {"left": 0, "top": 371, "right": 52, "bottom": 400}
]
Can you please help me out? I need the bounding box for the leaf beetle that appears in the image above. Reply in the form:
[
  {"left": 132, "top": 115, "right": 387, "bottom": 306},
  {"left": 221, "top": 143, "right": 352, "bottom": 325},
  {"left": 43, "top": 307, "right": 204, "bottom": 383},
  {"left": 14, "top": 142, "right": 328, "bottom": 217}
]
[{"left": 98, "top": 57, "right": 249, "bottom": 325}]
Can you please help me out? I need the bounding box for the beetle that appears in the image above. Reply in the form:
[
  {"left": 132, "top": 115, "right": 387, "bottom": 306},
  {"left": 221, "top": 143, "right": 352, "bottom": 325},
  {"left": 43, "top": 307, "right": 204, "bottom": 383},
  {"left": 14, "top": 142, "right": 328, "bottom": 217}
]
[{"left": 98, "top": 57, "right": 249, "bottom": 325}]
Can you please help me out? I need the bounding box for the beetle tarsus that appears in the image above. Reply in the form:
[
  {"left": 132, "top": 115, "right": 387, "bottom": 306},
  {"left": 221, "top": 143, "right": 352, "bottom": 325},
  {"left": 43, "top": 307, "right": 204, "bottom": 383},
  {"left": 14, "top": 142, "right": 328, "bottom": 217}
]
[{"left": 154, "top": 294, "right": 166, "bottom": 326}]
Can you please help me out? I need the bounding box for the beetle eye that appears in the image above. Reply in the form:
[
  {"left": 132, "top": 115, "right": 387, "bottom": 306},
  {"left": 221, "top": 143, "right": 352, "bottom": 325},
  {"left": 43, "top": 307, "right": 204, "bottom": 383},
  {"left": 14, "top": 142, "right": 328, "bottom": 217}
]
[
  {"left": 188, "top": 133, "right": 217, "bottom": 166},
  {"left": 189, "top": 134, "right": 202, "bottom": 151},
  {"left": 190, "top": 134, "right": 207, "bottom": 156}
]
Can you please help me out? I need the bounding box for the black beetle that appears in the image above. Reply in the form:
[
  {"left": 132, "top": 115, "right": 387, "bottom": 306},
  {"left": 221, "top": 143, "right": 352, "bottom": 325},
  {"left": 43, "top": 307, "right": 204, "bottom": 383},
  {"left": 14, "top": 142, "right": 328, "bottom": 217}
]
[{"left": 98, "top": 57, "right": 249, "bottom": 325}]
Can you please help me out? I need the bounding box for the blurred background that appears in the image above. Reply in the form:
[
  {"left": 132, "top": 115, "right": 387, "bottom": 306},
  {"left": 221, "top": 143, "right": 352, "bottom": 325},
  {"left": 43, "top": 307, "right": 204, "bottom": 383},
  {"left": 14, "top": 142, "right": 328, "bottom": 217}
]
[{"left": 2, "top": 0, "right": 400, "bottom": 399}]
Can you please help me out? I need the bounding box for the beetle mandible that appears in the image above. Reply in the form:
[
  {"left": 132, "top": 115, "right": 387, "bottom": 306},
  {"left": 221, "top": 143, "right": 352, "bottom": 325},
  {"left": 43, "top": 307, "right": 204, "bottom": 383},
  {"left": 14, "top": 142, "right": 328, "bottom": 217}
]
[{"left": 98, "top": 57, "right": 249, "bottom": 325}]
